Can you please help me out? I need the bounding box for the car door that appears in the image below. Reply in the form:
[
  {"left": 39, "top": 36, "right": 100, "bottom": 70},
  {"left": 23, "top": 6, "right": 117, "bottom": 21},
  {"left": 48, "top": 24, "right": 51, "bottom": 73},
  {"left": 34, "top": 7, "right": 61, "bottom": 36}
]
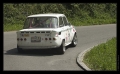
[
  {"left": 59, "top": 17, "right": 66, "bottom": 41},
  {"left": 62, "top": 16, "right": 71, "bottom": 43}
]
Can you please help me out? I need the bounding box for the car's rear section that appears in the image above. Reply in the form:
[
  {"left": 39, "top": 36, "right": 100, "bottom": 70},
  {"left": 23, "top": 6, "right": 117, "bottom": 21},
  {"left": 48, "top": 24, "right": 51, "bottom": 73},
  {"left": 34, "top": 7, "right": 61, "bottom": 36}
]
[{"left": 17, "top": 29, "right": 62, "bottom": 50}]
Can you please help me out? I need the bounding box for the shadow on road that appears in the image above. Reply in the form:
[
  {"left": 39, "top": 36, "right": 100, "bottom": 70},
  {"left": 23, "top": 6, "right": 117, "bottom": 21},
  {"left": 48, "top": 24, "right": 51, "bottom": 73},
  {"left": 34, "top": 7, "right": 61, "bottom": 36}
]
[{"left": 4, "top": 46, "right": 71, "bottom": 56}]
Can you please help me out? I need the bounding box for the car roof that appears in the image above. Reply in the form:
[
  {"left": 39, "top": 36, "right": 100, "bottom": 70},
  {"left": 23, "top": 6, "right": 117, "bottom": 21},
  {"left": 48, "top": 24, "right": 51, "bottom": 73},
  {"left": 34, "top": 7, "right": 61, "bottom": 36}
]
[{"left": 28, "top": 13, "right": 65, "bottom": 17}]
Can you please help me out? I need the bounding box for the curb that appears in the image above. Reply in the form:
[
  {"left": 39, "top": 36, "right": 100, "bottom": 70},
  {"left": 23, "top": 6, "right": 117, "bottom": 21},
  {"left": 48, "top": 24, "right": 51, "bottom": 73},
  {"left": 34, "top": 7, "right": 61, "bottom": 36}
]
[{"left": 76, "top": 46, "right": 96, "bottom": 71}]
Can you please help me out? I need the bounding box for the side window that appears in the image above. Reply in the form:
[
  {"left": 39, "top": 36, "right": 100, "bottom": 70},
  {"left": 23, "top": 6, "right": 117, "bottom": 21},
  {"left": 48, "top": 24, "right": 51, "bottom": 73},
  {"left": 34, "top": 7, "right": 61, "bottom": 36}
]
[
  {"left": 63, "top": 17, "right": 68, "bottom": 26},
  {"left": 59, "top": 17, "right": 64, "bottom": 27}
]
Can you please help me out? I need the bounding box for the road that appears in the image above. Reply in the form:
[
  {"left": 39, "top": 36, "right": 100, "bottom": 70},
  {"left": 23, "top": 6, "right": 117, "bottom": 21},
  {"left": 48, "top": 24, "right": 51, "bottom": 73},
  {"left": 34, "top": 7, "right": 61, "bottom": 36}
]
[{"left": 3, "top": 24, "right": 116, "bottom": 70}]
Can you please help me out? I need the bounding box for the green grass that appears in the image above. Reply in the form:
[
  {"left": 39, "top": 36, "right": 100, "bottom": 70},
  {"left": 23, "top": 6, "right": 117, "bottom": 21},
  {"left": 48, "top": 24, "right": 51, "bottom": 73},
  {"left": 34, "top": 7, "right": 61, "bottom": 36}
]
[
  {"left": 4, "top": 24, "right": 23, "bottom": 32},
  {"left": 68, "top": 18, "right": 116, "bottom": 26},
  {"left": 83, "top": 37, "right": 117, "bottom": 71}
]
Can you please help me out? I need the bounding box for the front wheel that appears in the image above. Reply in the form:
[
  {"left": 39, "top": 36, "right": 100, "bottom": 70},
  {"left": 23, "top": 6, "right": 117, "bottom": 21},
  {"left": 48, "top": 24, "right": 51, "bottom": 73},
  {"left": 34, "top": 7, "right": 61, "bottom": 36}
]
[
  {"left": 70, "top": 33, "right": 78, "bottom": 47},
  {"left": 58, "top": 40, "right": 66, "bottom": 54}
]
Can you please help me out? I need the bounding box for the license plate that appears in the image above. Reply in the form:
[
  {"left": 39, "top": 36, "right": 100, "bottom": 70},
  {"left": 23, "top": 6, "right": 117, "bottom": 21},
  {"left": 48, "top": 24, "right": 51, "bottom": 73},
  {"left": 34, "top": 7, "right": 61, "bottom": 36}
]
[{"left": 31, "top": 36, "right": 41, "bottom": 42}]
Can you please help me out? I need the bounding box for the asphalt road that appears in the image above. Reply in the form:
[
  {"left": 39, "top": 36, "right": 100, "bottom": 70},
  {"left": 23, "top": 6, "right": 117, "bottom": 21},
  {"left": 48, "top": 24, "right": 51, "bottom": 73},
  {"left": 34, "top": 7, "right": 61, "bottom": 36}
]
[{"left": 3, "top": 24, "right": 116, "bottom": 71}]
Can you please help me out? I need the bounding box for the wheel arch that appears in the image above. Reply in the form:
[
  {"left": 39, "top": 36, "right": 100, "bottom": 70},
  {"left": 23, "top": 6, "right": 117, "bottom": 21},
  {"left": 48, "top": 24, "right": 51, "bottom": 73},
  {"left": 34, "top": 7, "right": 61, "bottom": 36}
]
[{"left": 72, "top": 32, "right": 77, "bottom": 41}]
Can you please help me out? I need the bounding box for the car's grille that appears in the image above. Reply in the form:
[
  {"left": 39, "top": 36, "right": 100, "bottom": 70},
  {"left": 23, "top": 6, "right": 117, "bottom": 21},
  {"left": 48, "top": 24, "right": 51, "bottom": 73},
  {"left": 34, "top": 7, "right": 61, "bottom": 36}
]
[
  {"left": 36, "top": 32, "right": 40, "bottom": 33},
  {"left": 30, "top": 32, "right": 34, "bottom": 33},
  {"left": 20, "top": 31, "right": 50, "bottom": 33},
  {"left": 41, "top": 31, "right": 45, "bottom": 33}
]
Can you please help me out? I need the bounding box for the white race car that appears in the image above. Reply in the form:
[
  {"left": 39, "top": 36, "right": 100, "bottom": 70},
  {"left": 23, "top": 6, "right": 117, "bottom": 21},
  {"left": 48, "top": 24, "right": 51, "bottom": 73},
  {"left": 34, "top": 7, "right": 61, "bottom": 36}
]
[{"left": 16, "top": 13, "right": 78, "bottom": 54}]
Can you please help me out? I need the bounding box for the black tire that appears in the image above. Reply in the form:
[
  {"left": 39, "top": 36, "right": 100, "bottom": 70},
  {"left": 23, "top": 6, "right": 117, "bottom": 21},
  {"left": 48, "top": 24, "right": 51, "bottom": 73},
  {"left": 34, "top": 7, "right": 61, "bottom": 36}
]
[
  {"left": 58, "top": 40, "right": 66, "bottom": 54},
  {"left": 70, "top": 33, "right": 78, "bottom": 47},
  {"left": 17, "top": 45, "right": 23, "bottom": 53}
]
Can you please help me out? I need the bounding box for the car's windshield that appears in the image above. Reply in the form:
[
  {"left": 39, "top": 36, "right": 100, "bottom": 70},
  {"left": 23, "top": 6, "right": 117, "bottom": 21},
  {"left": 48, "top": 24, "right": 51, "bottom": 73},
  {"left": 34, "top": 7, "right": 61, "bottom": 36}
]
[{"left": 23, "top": 17, "right": 58, "bottom": 29}]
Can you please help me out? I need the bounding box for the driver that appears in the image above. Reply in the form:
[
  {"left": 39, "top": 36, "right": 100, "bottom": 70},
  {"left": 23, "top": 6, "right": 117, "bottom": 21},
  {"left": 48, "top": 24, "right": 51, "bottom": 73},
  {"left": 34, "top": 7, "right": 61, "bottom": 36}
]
[{"left": 34, "top": 20, "right": 44, "bottom": 28}]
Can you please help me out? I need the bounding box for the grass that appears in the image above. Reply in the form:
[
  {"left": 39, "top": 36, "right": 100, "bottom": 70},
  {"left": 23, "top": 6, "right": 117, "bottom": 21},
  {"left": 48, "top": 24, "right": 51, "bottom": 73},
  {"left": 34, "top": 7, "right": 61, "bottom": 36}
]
[
  {"left": 4, "top": 24, "right": 23, "bottom": 32},
  {"left": 83, "top": 37, "right": 117, "bottom": 71},
  {"left": 68, "top": 18, "right": 116, "bottom": 26}
]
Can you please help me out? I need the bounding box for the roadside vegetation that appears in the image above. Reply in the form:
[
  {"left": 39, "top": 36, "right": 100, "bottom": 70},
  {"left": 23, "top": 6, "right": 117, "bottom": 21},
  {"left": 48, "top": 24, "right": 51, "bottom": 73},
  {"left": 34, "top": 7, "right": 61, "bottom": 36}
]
[
  {"left": 3, "top": 3, "right": 116, "bottom": 31},
  {"left": 83, "top": 37, "right": 117, "bottom": 71}
]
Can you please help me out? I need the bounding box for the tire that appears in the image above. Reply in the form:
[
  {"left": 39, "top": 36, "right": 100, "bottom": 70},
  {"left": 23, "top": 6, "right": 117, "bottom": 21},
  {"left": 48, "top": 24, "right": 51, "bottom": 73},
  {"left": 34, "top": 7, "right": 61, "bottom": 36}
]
[
  {"left": 17, "top": 45, "right": 23, "bottom": 53},
  {"left": 70, "top": 33, "right": 78, "bottom": 47},
  {"left": 58, "top": 40, "right": 66, "bottom": 54}
]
